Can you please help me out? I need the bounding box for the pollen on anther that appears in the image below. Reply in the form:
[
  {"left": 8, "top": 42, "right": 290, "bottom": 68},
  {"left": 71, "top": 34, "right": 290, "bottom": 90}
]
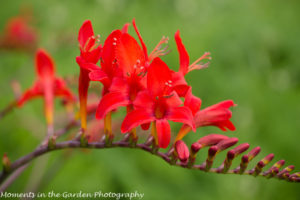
[
  {"left": 112, "top": 42, "right": 117, "bottom": 46},
  {"left": 136, "top": 59, "right": 141, "bottom": 64},
  {"left": 113, "top": 37, "right": 117, "bottom": 41}
]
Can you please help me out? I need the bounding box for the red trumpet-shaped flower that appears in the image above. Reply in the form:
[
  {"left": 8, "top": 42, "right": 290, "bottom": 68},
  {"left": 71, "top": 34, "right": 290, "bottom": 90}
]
[
  {"left": 76, "top": 20, "right": 102, "bottom": 130},
  {"left": 176, "top": 100, "right": 236, "bottom": 141},
  {"left": 121, "top": 58, "right": 195, "bottom": 148},
  {"left": 92, "top": 19, "right": 170, "bottom": 123},
  {"left": 95, "top": 25, "right": 148, "bottom": 120},
  {"left": 0, "top": 15, "right": 37, "bottom": 51},
  {"left": 194, "top": 100, "right": 236, "bottom": 131},
  {"left": 172, "top": 30, "right": 211, "bottom": 97},
  {"left": 17, "top": 49, "right": 75, "bottom": 127}
]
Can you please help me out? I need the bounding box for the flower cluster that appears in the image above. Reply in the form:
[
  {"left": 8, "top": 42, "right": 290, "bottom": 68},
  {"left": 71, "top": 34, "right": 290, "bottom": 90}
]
[
  {"left": 76, "top": 19, "right": 235, "bottom": 148},
  {"left": 17, "top": 49, "right": 75, "bottom": 135},
  {"left": 0, "top": 14, "right": 37, "bottom": 51},
  {"left": 3, "top": 18, "right": 300, "bottom": 184}
]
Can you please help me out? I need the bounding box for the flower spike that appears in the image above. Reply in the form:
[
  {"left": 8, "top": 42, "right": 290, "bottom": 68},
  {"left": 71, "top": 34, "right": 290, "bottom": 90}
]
[
  {"left": 2, "top": 19, "right": 300, "bottom": 187},
  {"left": 18, "top": 49, "right": 75, "bottom": 136}
]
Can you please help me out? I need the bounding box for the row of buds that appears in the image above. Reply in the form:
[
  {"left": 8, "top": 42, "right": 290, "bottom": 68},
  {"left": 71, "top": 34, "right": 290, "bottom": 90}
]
[{"left": 173, "top": 134, "right": 300, "bottom": 182}]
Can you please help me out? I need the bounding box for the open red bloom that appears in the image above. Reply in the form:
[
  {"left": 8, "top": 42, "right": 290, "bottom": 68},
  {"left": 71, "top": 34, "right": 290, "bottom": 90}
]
[
  {"left": 121, "top": 58, "right": 195, "bottom": 148},
  {"left": 194, "top": 100, "right": 236, "bottom": 131},
  {"left": 88, "top": 29, "right": 123, "bottom": 95},
  {"left": 172, "top": 30, "right": 211, "bottom": 97},
  {"left": 76, "top": 20, "right": 102, "bottom": 130},
  {"left": 95, "top": 25, "right": 148, "bottom": 120},
  {"left": 0, "top": 15, "right": 37, "bottom": 51},
  {"left": 92, "top": 19, "right": 171, "bottom": 121},
  {"left": 17, "top": 49, "right": 75, "bottom": 125},
  {"left": 176, "top": 100, "right": 236, "bottom": 141},
  {"left": 77, "top": 20, "right": 101, "bottom": 65}
]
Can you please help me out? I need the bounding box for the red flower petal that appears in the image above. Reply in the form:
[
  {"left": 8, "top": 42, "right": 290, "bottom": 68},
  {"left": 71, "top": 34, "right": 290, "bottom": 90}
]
[
  {"left": 141, "top": 123, "right": 151, "bottom": 130},
  {"left": 116, "top": 33, "right": 146, "bottom": 75},
  {"left": 147, "top": 58, "right": 172, "bottom": 97},
  {"left": 36, "top": 49, "right": 55, "bottom": 78},
  {"left": 101, "top": 30, "right": 122, "bottom": 76},
  {"left": 121, "top": 108, "right": 155, "bottom": 133},
  {"left": 89, "top": 69, "right": 108, "bottom": 82},
  {"left": 76, "top": 56, "right": 100, "bottom": 71},
  {"left": 175, "top": 30, "right": 189, "bottom": 75},
  {"left": 80, "top": 47, "right": 102, "bottom": 64},
  {"left": 165, "top": 106, "right": 195, "bottom": 131},
  {"left": 109, "top": 77, "right": 129, "bottom": 94},
  {"left": 175, "top": 140, "right": 190, "bottom": 162},
  {"left": 132, "top": 19, "right": 148, "bottom": 61},
  {"left": 206, "top": 100, "right": 236, "bottom": 110},
  {"left": 78, "top": 20, "right": 94, "bottom": 48},
  {"left": 156, "top": 119, "right": 171, "bottom": 148},
  {"left": 172, "top": 71, "right": 189, "bottom": 97},
  {"left": 133, "top": 90, "right": 154, "bottom": 109},
  {"left": 96, "top": 91, "right": 130, "bottom": 119},
  {"left": 17, "top": 81, "right": 42, "bottom": 107},
  {"left": 165, "top": 91, "right": 182, "bottom": 108},
  {"left": 53, "top": 78, "right": 76, "bottom": 102},
  {"left": 184, "top": 87, "right": 201, "bottom": 115},
  {"left": 121, "top": 23, "right": 130, "bottom": 33},
  {"left": 194, "top": 100, "right": 236, "bottom": 131}
]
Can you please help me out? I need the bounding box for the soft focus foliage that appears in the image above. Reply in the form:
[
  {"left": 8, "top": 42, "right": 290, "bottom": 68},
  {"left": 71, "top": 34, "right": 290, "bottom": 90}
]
[{"left": 1, "top": 0, "right": 300, "bottom": 199}]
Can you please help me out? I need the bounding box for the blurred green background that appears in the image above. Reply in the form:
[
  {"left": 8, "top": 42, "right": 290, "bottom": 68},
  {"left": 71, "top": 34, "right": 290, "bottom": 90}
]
[{"left": 1, "top": 0, "right": 300, "bottom": 199}]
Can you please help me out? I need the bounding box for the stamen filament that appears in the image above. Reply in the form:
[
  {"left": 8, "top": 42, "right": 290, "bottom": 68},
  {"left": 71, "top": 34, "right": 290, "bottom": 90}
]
[
  {"left": 149, "top": 36, "right": 170, "bottom": 61},
  {"left": 188, "top": 52, "right": 211, "bottom": 73}
]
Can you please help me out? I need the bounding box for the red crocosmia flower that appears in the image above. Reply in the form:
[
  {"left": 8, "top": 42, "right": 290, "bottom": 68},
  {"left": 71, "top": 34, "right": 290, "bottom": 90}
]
[
  {"left": 76, "top": 20, "right": 102, "bottom": 130},
  {"left": 95, "top": 30, "right": 148, "bottom": 120},
  {"left": 172, "top": 30, "right": 211, "bottom": 97},
  {"left": 17, "top": 49, "right": 75, "bottom": 127},
  {"left": 88, "top": 29, "right": 124, "bottom": 95},
  {"left": 176, "top": 100, "right": 236, "bottom": 141},
  {"left": 121, "top": 58, "right": 195, "bottom": 148},
  {"left": 0, "top": 16, "right": 37, "bottom": 51},
  {"left": 184, "top": 87, "right": 202, "bottom": 116},
  {"left": 194, "top": 100, "right": 236, "bottom": 131}
]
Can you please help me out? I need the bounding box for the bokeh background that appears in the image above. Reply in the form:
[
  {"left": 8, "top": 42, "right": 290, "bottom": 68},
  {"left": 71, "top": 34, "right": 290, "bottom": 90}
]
[{"left": 1, "top": 0, "right": 300, "bottom": 199}]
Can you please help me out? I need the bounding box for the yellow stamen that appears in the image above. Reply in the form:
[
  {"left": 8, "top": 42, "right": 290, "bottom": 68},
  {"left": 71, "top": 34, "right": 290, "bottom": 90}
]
[
  {"left": 149, "top": 36, "right": 170, "bottom": 61},
  {"left": 188, "top": 52, "right": 211, "bottom": 72}
]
